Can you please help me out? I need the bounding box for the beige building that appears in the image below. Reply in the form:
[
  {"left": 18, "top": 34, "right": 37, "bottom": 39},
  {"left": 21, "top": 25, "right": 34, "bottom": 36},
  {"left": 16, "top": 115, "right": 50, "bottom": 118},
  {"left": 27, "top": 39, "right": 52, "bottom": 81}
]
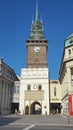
[
  {"left": 50, "top": 80, "right": 61, "bottom": 113},
  {"left": 59, "top": 33, "right": 73, "bottom": 116}
]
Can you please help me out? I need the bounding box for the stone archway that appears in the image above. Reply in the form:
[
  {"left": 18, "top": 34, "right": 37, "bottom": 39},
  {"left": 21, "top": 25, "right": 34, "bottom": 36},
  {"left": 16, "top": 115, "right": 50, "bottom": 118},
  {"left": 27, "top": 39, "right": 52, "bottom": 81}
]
[
  {"left": 25, "top": 105, "right": 29, "bottom": 114},
  {"left": 30, "top": 101, "right": 41, "bottom": 115}
]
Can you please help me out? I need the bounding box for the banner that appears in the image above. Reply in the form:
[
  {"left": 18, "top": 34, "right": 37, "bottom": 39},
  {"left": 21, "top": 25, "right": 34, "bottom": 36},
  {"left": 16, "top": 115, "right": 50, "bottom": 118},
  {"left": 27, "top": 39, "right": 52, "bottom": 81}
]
[{"left": 68, "top": 94, "right": 73, "bottom": 116}]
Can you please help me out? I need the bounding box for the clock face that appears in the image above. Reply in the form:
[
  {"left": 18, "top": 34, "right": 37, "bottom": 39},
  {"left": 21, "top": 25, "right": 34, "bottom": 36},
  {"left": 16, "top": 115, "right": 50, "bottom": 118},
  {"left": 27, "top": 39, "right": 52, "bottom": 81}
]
[
  {"left": 33, "top": 84, "right": 37, "bottom": 89},
  {"left": 34, "top": 46, "right": 40, "bottom": 52}
]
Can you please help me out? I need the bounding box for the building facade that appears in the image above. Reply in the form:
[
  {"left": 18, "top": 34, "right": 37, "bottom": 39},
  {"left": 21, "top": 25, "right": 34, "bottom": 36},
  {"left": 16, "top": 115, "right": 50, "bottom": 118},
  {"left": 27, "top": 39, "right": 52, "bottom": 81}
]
[
  {"left": 50, "top": 80, "right": 61, "bottom": 114},
  {"left": 59, "top": 33, "right": 73, "bottom": 116},
  {"left": 11, "top": 79, "right": 20, "bottom": 113},
  {"left": 0, "top": 3, "right": 73, "bottom": 116},
  {"left": 0, "top": 58, "right": 19, "bottom": 114},
  {"left": 19, "top": 5, "right": 50, "bottom": 115}
]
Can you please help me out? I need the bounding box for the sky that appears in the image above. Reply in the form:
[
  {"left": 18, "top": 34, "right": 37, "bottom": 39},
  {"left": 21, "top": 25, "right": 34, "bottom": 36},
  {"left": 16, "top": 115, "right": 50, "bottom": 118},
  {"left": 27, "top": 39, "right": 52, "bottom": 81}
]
[{"left": 0, "top": 0, "right": 73, "bottom": 80}]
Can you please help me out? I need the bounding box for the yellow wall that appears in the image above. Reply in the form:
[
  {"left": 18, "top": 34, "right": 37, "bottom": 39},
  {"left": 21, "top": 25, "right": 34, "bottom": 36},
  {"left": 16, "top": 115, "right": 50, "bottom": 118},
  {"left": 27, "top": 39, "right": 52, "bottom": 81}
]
[{"left": 50, "top": 80, "right": 61, "bottom": 103}]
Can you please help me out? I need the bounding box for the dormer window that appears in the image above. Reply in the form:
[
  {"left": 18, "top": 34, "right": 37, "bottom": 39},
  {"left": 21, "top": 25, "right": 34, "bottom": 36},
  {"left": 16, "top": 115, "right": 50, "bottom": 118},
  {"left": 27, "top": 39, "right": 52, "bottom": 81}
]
[
  {"left": 69, "top": 49, "right": 71, "bottom": 54},
  {"left": 69, "top": 40, "right": 73, "bottom": 44}
]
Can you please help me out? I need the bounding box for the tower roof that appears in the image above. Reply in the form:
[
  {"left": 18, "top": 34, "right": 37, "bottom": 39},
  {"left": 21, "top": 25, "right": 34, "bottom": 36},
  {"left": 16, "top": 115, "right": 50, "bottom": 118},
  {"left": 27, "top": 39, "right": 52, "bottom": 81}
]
[
  {"left": 64, "top": 33, "right": 73, "bottom": 48},
  {"left": 35, "top": 0, "right": 39, "bottom": 22},
  {"left": 66, "top": 33, "right": 73, "bottom": 40},
  {"left": 29, "top": 0, "right": 46, "bottom": 41}
]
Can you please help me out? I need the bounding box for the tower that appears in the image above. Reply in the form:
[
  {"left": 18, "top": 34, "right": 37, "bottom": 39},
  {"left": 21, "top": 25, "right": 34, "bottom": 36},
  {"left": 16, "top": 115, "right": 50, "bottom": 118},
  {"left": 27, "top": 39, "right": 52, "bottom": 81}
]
[
  {"left": 26, "top": 3, "right": 48, "bottom": 68},
  {"left": 19, "top": 1, "right": 50, "bottom": 115}
]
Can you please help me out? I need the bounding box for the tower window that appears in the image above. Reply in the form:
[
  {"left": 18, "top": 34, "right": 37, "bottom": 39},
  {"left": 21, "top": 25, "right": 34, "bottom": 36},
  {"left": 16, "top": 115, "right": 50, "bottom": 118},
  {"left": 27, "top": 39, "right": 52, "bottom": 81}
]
[
  {"left": 68, "top": 49, "right": 71, "bottom": 55},
  {"left": 69, "top": 40, "right": 73, "bottom": 44},
  {"left": 27, "top": 85, "right": 31, "bottom": 90},
  {"left": 54, "top": 87, "right": 56, "bottom": 96},
  {"left": 38, "top": 85, "right": 42, "bottom": 91}
]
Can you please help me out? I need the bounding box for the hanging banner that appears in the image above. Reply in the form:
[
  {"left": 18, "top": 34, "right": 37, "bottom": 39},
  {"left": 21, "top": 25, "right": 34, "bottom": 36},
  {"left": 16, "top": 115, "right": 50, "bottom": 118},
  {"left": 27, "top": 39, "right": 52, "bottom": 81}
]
[{"left": 68, "top": 94, "right": 73, "bottom": 116}]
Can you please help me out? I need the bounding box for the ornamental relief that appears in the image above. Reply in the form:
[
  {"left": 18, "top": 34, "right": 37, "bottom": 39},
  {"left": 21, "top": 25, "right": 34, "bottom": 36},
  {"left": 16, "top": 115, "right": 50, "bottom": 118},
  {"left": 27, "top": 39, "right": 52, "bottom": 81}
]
[{"left": 21, "top": 71, "right": 48, "bottom": 78}]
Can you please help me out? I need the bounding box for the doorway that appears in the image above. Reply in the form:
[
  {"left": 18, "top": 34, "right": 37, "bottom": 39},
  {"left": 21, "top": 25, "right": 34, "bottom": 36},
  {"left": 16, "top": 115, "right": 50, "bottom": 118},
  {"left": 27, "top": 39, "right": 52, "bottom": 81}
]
[{"left": 30, "top": 101, "right": 41, "bottom": 115}]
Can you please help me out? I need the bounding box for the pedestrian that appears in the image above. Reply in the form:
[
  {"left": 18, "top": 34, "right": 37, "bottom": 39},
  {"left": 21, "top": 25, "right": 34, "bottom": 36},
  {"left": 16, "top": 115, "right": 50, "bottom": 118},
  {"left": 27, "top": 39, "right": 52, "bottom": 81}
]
[
  {"left": 57, "top": 108, "right": 58, "bottom": 114},
  {"left": 15, "top": 109, "right": 18, "bottom": 116}
]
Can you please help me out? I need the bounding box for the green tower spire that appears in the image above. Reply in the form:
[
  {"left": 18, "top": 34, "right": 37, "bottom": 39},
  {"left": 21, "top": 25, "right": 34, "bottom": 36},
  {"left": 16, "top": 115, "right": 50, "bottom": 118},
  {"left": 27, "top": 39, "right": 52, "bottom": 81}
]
[
  {"left": 35, "top": 0, "right": 38, "bottom": 22},
  {"left": 28, "top": 0, "right": 46, "bottom": 41}
]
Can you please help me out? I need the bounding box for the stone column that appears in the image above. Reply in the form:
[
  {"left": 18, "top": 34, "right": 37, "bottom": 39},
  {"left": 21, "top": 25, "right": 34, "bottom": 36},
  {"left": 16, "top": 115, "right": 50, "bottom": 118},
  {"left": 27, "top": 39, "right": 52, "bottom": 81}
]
[
  {"left": 29, "top": 100, "right": 31, "bottom": 115},
  {"left": 7, "top": 84, "right": 10, "bottom": 109},
  {"left": 40, "top": 100, "right": 42, "bottom": 114},
  {"left": 4, "top": 82, "right": 6, "bottom": 109},
  {"left": 5, "top": 83, "right": 8, "bottom": 109},
  {"left": 1, "top": 81, "right": 4, "bottom": 109}
]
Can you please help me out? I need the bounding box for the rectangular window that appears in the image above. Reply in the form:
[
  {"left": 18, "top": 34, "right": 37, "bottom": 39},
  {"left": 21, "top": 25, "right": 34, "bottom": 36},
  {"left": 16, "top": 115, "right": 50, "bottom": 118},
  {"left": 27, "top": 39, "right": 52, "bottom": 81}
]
[
  {"left": 71, "top": 68, "right": 73, "bottom": 87},
  {"left": 27, "top": 85, "right": 31, "bottom": 91},
  {"left": 12, "top": 86, "right": 16, "bottom": 93},
  {"left": 17, "top": 86, "right": 19, "bottom": 93},
  {"left": 71, "top": 75, "right": 73, "bottom": 79},
  {"left": 38, "top": 85, "right": 42, "bottom": 91},
  {"left": 71, "top": 81, "right": 73, "bottom": 86},
  {"left": 54, "top": 87, "right": 56, "bottom": 96}
]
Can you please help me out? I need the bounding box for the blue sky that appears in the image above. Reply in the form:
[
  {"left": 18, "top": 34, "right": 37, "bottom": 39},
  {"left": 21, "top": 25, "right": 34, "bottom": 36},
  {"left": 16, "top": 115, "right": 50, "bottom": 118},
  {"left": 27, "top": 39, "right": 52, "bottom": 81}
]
[{"left": 0, "top": 0, "right": 73, "bottom": 79}]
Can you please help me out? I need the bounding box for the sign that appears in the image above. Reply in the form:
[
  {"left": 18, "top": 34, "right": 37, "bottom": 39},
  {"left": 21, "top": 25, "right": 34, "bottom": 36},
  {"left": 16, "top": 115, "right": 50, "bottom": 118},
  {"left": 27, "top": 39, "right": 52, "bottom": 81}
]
[{"left": 68, "top": 94, "right": 73, "bottom": 116}]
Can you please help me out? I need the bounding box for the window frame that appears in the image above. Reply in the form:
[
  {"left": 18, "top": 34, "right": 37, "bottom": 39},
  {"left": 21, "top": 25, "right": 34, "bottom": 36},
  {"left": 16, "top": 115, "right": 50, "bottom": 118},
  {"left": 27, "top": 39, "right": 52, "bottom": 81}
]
[
  {"left": 54, "top": 87, "right": 56, "bottom": 97},
  {"left": 27, "top": 85, "right": 31, "bottom": 91},
  {"left": 38, "top": 85, "right": 42, "bottom": 91}
]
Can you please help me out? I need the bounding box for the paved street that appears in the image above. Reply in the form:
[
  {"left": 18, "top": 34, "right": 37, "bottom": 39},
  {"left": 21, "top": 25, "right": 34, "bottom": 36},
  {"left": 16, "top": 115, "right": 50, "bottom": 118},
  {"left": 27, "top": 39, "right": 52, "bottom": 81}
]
[{"left": 0, "top": 114, "right": 73, "bottom": 130}]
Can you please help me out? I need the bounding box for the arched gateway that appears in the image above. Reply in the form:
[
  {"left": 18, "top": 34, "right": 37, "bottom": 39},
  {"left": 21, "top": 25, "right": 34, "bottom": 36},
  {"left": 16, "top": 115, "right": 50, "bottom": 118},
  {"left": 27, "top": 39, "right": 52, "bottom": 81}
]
[
  {"left": 25, "top": 101, "right": 41, "bottom": 115},
  {"left": 30, "top": 101, "right": 41, "bottom": 115}
]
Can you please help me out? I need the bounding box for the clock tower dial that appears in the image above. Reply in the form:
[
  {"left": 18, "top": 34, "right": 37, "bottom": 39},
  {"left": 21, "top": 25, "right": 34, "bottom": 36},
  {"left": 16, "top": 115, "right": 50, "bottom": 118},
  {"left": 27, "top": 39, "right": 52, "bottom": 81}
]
[
  {"left": 34, "top": 46, "right": 40, "bottom": 53},
  {"left": 26, "top": 41, "right": 48, "bottom": 68}
]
